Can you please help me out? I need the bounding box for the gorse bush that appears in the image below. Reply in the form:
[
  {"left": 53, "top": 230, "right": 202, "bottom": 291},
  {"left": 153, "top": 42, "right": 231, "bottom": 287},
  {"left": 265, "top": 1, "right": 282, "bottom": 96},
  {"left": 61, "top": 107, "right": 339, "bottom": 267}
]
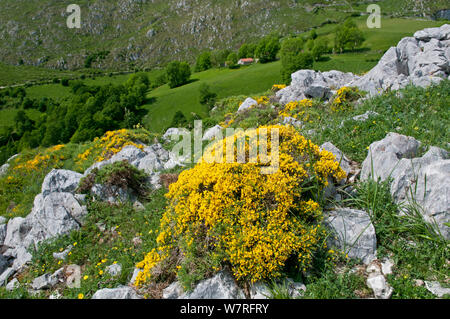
[{"left": 135, "top": 125, "right": 346, "bottom": 288}]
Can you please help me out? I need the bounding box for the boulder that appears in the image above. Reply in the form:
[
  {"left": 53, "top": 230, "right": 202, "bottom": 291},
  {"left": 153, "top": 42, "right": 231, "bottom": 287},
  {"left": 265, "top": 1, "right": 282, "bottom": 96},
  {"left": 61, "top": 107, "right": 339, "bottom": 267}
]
[
  {"left": 323, "top": 208, "right": 377, "bottom": 264},
  {"left": 31, "top": 268, "right": 64, "bottom": 290},
  {"left": 6, "top": 278, "right": 19, "bottom": 291},
  {"left": 281, "top": 116, "right": 303, "bottom": 128},
  {"left": 249, "top": 282, "right": 272, "bottom": 299},
  {"left": 366, "top": 273, "right": 393, "bottom": 299},
  {"left": 361, "top": 133, "right": 449, "bottom": 239},
  {"left": 424, "top": 281, "right": 450, "bottom": 298},
  {"left": 0, "top": 254, "right": 10, "bottom": 275},
  {"left": 0, "top": 163, "right": 9, "bottom": 177},
  {"left": 53, "top": 245, "right": 73, "bottom": 261},
  {"left": 163, "top": 281, "right": 184, "bottom": 299},
  {"left": 41, "top": 169, "right": 83, "bottom": 197},
  {"left": 92, "top": 286, "right": 142, "bottom": 299},
  {"left": 0, "top": 223, "right": 6, "bottom": 246},
  {"left": 105, "top": 263, "right": 122, "bottom": 277},
  {"left": 202, "top": 125, "right": 223, "bottom": 141},
  {"left": 0, "top": 267, "right": 15, "bottom": 286},
  {"left": 237, "top": 97, "right": 257, "bottom": 113},
  {"left": 162, "top": 128, "right": 190, "bottom": 142},
  {"left": 276, "top": 70, "right": 357, "bottom": 105},
  {"left": 180, "top": 271, "right": 245, "bottom": 299}
]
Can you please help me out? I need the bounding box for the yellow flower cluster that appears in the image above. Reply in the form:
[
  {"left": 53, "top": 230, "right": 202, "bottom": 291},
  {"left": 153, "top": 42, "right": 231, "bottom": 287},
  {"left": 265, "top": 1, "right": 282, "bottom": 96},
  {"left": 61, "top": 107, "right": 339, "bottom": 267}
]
[
  {"left": 331, "top": 86, "right": 360, "bottom": 112},
  {"left": 278, "top": 99, "right": 314, "bottom": 122},
  {"left": 134, "top": 248, "right": 167, "bottom": 287},
  {"left": 256, "top": 96, "right": 269, "bottom": 105},
  {"left": 76, "top": 129, "right": 145, "bottom": 164},
  {"left": 136, "top": 125, "right": 346, "bottom": 285},
  {"left": 13, "top": 145, "right": 66, "bottom": 172},
  {"left": 272, "top": 84, "right": 287, "bottom": 92}
]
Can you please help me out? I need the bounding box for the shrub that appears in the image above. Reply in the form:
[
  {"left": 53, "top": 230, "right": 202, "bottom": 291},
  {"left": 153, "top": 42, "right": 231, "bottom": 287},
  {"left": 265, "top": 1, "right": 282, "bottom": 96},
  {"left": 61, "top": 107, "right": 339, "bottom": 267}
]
[
  {"left": 135, "top": 125, "right": 346, "bottom": 288},
  {"left": 255, "top": 36, "right": 280, "bottom": 63},
  {"left": 78, "top": 160, "right": 149, "bottom": 199},
  {"left": 334, "top": 19, "right": 365, "bottom": 53},
  {"left": 61, "top": 79, "right": 70, "bottom": 87},
  {"left": 166, "top": 61, "right": 191, "bottom": 88},
  {"left": 198, "top": 83, "right": 217, "bottom": 109},
  {"left": 226, "top": 52, "right": 238, "bottom": 69},
  {"left": 195, "top": 52, "right": 212, "bottom": 72},
  {"left": 169, "top": 111, "right": 188, "bottom": 128},
  {"left": 330, "top": 86, "right": 363, "bottom": 112}
]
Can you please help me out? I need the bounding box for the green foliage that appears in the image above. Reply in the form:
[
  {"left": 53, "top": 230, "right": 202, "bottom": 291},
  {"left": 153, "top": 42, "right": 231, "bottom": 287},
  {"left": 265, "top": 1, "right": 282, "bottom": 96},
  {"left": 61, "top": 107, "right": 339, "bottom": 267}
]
[
  {"left": 198, "top": 83, "right": 217, "bottom": 109},
  {"left": 255, "top": 36, "right": 280, "bottom": 63},
  {"left": 210, "top": 49, "right": 231, "bottom": 68},
  {"left": 169, "top": 110, "right": 189, "bottom": 128},
  {"left": 335, "top": 19, "right": 365, "bottom": 52},
  {"left": 226, "top": 52, "right": 238, "bottom": 68},
  {"left": 195, "top": 52, "right": 212, "bottom": 72},
  {"left": 166, "top": 61, "right": 191, "bottom": 88},
  {"left": 312, "top": 38, "right": 329, "bottom": 61},
  {"left": 280, "top": 37, "right": 309, "bottom": 83},
  {"left": 238, "top": 43, "right": 256, "bottom": 59}
]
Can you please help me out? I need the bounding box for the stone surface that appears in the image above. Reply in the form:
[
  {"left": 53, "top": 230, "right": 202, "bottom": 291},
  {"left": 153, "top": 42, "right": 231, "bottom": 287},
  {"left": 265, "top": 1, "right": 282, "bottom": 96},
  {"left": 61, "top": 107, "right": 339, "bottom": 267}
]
[
  {"left": 163, "top": 281, "right": 184, "bottom": 299},
  {"left": 367, "top": 273, "right": 393, "bottom": 299},
  {"left": 281, "top": 116, "right": 303, "bottom": 128},
  {"left": 6, "top": 278, "right": 19, "bottom": 291},
  {"left": 361, "top": 133, "right": 449, "bottom": 239},
  {"left": 249, "top": 282, "right": 272, "bottom": 299},
  {"left": 31, "top": 269, "right": 63, "bottom": 290},
  {"left": 0, "top": 267, "right": 15, "bottom": 286},
  {"left": 323, "top": 208, "right": 377, "bottom": 264},
  {"left": 202, "top": 125, "right": 223, "bottom": 141},
  {"left": 0, "top": 223, "right": 6, "bottom": 246},
  {"left": 276, "top": 70, "right": 358, "bottom": 105},
  {"left": 180, "top": 271, "right": 245, "bottom": 299},
  {"left": 41, "top": 169, "right": 83, "bottom": 197},
  {"left": 53, "top": 245, "right": 73, "bottom": 261},
  {"left": 0, "top": 254, "right": 10, "bottom": 275},
  {"left": 381, "top": 258, "right": 395, "bottom": 276},
  {"left": 106, "top": 263, "right": 122, "bottom": 277},
  {"left": 237, "top": 97, "right": 257, "bottom": 113},
  {"left": 424, "top": 281, "right": 450, "bottom": 298},
  {"left": 162, "top": 127, "right": 190, "bottom": 142},
  {"left": 92, "top": 286, "right": 142, "bottom": 299}
]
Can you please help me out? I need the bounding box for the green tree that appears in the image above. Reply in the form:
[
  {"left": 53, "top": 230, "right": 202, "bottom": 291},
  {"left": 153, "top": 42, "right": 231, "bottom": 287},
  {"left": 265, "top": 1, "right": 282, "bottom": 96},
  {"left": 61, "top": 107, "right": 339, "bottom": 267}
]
[
  {"left": 195, "top": 51, "right": 212, "bottom": 72},
  {"left": 170, "top": 111, "right": 188, "bottom": 128},
  {"left": 335, "top": 19, "right": 365, "bottom": 53},
  {"left": 280, "top": 37, "right": 313, "bottom": 84},
  {"left": 312, "top": 38, "right": 329, "bottom": 61},
  {"left": 255, "top": 36, "right": 280, "bottom": 63},
  {"left": 238, "top": 43, "right": 256, "bottom": 59},
  {"left": 166, "top": 61, "right": 191, "bottom": 88},
  {"left": 211, "top": 49, "right": 231, "bottom": 68},
  {"left": 226, "top": 52, "right": 238, "bottom": 68},
  {"left": 199, "top": 84, "right": 217, "bottom": 109}
]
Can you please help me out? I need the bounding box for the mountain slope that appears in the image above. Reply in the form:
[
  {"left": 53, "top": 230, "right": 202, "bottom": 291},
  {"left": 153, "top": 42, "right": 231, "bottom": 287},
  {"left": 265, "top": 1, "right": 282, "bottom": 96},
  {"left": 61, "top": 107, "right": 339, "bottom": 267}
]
[{"left": 0, "top": 0, "right": 448, "bottom": 71}]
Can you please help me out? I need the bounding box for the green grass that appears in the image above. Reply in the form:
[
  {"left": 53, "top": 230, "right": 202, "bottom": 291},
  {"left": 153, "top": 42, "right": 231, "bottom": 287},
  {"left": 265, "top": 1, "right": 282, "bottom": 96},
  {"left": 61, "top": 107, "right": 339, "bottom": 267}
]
[
  {"left": 0, "top": 189, "right": 168, "bottom": 299},
  {"left": 143, "top": 62, "right": 282, "bottom": 133}
]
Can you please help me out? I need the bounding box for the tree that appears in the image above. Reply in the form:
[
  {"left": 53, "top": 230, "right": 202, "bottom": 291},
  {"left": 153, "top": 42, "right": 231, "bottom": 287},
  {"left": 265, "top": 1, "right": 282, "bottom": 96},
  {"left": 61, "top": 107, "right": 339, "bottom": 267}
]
[
  {"left": 312, "top": 38, "right": 329, "bottom": 61},
  {"left": 170, "top": 111, "right": 188, "bottom": 128},
  {"left": 238, "top": 43, "right": 256, "bottom": 59},
  {"left": 309, "top": 29, "right": 318, "bottom": 40},
  {"left": 195, "top": 52, "right": 212, "bottom": 72},
  {"left": 280, "top": 37, "right": 313, "bottom": 84},
  {"left": 335, "top": 19, "right": 365, "bottom": 53},
  {"left": 211, "top": 49, "right": 231, "bottom": 68},
  {"left": 255, "top": 36, "right": 280, "bottom": 63},
  {"left": 226, "top": 52, "right": 238, "bottom": 68},
  {"left": 166, "top": 61, "right": 191, "bottom": 88},
  {"left": 199, "top": 84, "right": 217, "bottom": 109}
]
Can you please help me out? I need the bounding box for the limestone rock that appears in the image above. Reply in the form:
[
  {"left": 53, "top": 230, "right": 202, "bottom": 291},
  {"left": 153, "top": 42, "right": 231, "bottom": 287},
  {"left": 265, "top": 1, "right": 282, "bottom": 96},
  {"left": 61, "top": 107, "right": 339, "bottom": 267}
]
[
  {"left": 237, "top": 97, "right": 257, "bottom": 113},
  {"left": 163, "top": 281, "right": 184, "bottom": 299},
  {"left": 92, "top": 286, "right": 142, "bottom": 299},
  {"left": 202, "top": 125, "right": 223, "bottom": 141},
  {"left": 424, "top": 281, "right": 450, "bottom": 298},
  {"left": 106, "top": 263, "right": 122, "bottom": 277},
  {"left": 41, "top": 169, "right": 83, "bottom": 197},
  {"left": 323, "top": 208, "right": 377, "bottom": 264},
  {"left": 180, "top": 271, "right": 245, "bottom": 299}
]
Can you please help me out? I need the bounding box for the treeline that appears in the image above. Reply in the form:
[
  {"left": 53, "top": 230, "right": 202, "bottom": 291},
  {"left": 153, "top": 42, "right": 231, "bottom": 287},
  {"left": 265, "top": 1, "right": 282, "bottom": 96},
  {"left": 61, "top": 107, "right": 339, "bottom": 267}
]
[{"left": 0, "top": 73, "right": 151, "bottom": 164}]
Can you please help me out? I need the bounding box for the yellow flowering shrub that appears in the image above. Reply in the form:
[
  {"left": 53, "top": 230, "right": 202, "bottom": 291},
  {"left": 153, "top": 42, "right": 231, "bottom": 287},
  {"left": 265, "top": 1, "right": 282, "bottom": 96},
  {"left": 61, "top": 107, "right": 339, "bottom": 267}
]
[
  {"left": 136, "top": 125, "right": 346, "bottom": 286},
  {"left": 278, "top": 99, "right": 320, "bottom": 123},
  {"left": 272, "top": 84, "right": 287, "bottom": 92},
  {"left": 75, "top": 128, "right": 151, "bottom": 170},
  {"left": 331, "top": 86, "right": 362, "bottom": 112}
]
